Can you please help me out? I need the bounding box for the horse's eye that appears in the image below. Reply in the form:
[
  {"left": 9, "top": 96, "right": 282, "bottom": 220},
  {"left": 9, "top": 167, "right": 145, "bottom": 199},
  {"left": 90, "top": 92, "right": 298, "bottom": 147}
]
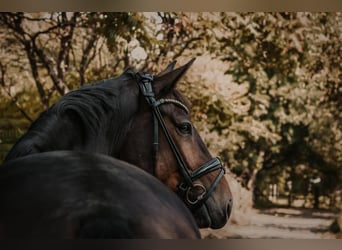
[{"left": 178, "top": 122, "right": 192, "bottom": 135}]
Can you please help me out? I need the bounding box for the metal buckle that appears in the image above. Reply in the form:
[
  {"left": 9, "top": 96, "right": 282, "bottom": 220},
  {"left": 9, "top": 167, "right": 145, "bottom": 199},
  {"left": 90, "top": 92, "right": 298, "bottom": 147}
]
[
  {"left": 186, "top": 183, "right": 207, "bottom": 205},
  {"left": 178, "top": 182, "right": 188, "bottom": 195}
]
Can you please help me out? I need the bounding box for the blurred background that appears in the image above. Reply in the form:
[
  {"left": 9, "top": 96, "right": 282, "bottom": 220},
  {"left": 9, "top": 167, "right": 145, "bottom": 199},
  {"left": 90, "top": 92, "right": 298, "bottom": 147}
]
[{"left": 0, "top": 12, "right": 341, "bottom": 238}]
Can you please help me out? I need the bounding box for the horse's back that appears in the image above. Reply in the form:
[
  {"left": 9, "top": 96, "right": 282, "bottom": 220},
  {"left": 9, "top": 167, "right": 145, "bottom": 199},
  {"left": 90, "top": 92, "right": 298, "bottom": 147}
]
[{"left": 0, "top": 151, "right": 200, "bottom": 239}]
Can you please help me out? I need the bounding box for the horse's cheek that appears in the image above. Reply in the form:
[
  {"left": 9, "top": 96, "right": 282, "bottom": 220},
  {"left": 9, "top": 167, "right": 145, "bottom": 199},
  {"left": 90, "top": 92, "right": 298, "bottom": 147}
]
[
  {"left": 165, "top": 172, "right": 181, "bottom": 192},
  {"left": 156, "top": 161, "right": 180, "bottom": 191}
]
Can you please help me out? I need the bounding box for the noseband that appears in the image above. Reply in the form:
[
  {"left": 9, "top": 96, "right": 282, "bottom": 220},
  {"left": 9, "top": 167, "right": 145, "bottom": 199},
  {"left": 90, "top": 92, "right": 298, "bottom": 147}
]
[{"left": 136, "top": 72, "right": 225, "bottom": 209}]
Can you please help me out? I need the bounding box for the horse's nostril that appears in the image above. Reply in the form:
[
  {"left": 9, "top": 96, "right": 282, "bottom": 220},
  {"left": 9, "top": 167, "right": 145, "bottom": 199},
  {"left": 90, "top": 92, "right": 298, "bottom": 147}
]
[{"left": 226, "top": 198, "right": 233, "bottom": 219}]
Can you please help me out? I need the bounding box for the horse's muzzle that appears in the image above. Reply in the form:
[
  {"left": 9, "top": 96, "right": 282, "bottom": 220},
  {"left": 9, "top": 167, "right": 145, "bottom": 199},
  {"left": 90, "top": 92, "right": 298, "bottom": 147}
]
[
  {"left": 226, "top": 195, "right": 233, "bottom": 219},
  {"left": 178, "top": 157, "right": 226, "bottom": 209}
]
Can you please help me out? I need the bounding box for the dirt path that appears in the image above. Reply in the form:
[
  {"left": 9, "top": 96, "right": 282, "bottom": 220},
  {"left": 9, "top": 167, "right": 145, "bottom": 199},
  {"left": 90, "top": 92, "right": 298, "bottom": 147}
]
[{"left": 201, "top": 208, "right": 338, "bottom": 239}]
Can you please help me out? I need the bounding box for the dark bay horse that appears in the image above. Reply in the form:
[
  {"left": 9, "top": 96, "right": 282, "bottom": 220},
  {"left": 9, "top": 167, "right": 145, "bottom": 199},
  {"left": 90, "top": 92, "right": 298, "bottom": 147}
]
[
  {"left": 3, "top": 59, "right": 232, "bottom": 233},
  {"left": 0, "top": 151, "right": 200, "bottom": 238}
]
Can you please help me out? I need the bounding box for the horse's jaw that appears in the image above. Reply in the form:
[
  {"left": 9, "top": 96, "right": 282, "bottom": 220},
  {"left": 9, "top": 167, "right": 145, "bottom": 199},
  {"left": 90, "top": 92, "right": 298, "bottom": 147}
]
[{"left": 192, "top": 198, "right": 232, "bottom": 229}]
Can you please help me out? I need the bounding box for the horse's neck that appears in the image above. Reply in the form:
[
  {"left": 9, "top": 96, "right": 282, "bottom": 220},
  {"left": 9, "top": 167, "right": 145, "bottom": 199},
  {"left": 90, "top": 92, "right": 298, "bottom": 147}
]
[
  {"left": 5, "top": 76, "right": 139, "bottom": 162},
  {"left": 5, "top": 104, "right": 134, "bottom": 162},
  {"left": 4, "top": 112, "right": 86, "bottom": 161}
]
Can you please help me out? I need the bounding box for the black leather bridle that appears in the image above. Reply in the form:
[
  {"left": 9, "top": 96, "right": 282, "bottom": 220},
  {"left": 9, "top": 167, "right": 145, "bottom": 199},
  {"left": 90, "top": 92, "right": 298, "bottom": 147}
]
[{"left": 136, "top": 72, "right": 225, "bottom": 209}]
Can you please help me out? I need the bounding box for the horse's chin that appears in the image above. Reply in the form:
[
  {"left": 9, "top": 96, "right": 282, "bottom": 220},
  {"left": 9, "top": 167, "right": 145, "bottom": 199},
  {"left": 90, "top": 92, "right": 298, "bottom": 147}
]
[
  {"left": 193, "top": 204, "right": 212, "bottom": 228},
  {"left": 193, "top": 203, "right": 227, "bottom": 229}
]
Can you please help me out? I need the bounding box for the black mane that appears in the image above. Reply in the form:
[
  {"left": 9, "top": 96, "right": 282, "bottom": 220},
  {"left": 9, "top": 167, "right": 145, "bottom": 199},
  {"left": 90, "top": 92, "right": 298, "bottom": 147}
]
[
  {"left": 5, "top": 72, "right": 138, "bottom": 162},
  {"left": 53, "top": 80, "right": 118, "bottom": 134}
]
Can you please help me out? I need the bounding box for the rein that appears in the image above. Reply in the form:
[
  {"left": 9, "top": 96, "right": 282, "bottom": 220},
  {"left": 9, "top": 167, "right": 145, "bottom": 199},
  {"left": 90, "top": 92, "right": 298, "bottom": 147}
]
[{"left": 136, "top": 72, "right": 225, "bottom": 209}]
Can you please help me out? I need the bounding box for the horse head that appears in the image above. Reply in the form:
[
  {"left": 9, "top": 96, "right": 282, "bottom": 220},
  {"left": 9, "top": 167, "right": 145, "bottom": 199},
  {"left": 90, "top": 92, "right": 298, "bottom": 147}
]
[{"left": 120, "top": 59, "right": 233, "bottom": 229}]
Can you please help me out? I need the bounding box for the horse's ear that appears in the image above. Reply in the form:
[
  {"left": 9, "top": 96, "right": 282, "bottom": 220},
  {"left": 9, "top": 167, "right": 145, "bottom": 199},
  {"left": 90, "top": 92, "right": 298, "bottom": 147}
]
[
  {"left": 153, "top": 58, "right": 195, "bottom": 96},
  {"left": 157, "top": 60, "right": 177, "bottom": 76}
]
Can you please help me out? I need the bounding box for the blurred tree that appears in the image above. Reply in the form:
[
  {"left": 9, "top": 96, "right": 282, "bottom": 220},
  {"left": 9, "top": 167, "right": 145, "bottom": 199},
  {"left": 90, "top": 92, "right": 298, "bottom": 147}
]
[
  {"left": 0, "top": 12, "right": 101, "bottom": 115},
  {"left": 0, "top": 12, "right": 205, "bottom": 119},
  {"left": 202, "top": 12, "right": 342, "bottom": 206}
]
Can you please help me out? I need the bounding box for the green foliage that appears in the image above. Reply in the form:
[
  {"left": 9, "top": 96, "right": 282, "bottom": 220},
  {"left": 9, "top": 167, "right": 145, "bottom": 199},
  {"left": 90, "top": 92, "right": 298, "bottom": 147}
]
[
  {"left": 0, "top": 90, "right": 31, "bottom": 163},
  {"left": 191, "top": 13, "right": 342, "bottom": 199},
  {"left": 94, "top": 13, "right": 149, "bottom": 56}
]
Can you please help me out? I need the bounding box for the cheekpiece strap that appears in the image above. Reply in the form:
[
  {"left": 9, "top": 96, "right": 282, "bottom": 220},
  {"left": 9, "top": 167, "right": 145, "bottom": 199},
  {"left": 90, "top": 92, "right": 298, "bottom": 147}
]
[{"left": 136, "top": 72, "right": 155, "bottom": 100}]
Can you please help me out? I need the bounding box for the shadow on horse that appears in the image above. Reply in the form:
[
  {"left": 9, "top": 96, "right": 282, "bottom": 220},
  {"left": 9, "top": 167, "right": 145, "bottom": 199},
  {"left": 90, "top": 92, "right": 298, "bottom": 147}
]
[{"left": 1, "top": 59, "right": 233, "bottom": 238}]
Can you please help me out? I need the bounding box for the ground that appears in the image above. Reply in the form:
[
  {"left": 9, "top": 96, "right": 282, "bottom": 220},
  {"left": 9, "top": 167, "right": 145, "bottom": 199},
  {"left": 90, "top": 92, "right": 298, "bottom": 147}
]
[{"left": 200, "top": 207, "right": 338, "bottom": 239}]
